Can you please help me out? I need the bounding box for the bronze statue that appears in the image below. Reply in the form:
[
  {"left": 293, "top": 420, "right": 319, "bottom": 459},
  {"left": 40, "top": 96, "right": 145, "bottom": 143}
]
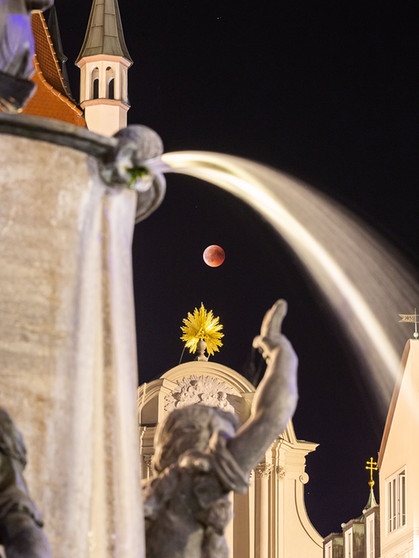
[
  {"left": 0, "top": 407, "right": 52, "bottom": 557},
  {"left": 142, "top": 299, "right": 298, "bottom": 558},
  {"left": 0, "top": 0, "right": 54, "bottom": 112}
]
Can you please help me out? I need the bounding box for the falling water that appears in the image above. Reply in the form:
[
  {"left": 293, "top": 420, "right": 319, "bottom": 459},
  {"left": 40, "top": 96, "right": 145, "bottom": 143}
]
[{"left": 161, "top": 151, "right": 419, "bottom": 412}]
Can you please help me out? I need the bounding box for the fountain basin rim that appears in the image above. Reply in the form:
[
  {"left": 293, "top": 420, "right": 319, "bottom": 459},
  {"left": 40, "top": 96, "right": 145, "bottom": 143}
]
[{"left": 0, "top": 113, "right": 117, "bottom": 159}]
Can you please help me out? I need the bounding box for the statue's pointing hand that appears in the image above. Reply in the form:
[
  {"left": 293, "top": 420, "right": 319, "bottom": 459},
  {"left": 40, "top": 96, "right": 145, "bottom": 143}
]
[{"left": 252, "top": 299, "right": 287, "bottom": 361}]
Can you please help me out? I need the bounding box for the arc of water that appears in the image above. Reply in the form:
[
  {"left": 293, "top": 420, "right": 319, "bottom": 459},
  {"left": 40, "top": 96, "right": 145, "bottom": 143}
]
[{"left": 161, "top": 151, "right": 419, "bottom": 412}]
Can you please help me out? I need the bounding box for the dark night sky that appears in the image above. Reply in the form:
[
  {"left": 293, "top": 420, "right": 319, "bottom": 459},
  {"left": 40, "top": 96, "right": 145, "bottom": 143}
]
[{"left": 55, "top": 0, "right": 418, "bottom": 537}]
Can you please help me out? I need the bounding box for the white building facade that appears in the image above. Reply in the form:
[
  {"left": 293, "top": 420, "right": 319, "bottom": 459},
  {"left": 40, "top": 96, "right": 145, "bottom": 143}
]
[
  {"left": 378, "top": 339, "right": 419, "bottom": 558},
  {"left": 138, "top": 361, "right": 323, "bottom": 558}
]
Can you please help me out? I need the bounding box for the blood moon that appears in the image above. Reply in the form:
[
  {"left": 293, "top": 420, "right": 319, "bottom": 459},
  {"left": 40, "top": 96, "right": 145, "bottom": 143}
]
[{"left": 203, "top": 245, "right": 225, "bottom": 267}]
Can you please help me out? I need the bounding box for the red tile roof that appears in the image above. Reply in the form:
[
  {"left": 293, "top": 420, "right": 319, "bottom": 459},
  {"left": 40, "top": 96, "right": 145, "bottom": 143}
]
[{"left": 1, "top": 12, "right": 86, "bottom": 128}]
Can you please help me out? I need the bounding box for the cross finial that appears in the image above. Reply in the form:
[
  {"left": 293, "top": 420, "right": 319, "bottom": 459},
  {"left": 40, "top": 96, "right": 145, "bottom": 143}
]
[
  {"left": 399, "top": 308, "right": 419, "bottom": 339},
  {"left": 365, "top": 457, "right": 378, "bottom": 489}
]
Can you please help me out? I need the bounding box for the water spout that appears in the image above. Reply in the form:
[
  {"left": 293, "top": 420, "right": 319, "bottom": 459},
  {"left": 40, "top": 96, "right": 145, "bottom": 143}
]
[{"left": 161, "top": 151, "right": 419, "bottom": 411}]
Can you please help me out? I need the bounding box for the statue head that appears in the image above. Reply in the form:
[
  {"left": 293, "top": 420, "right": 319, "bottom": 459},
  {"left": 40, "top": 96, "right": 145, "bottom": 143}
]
[{"left": 152, "top": 404, "right": 239, "bottom": 473}]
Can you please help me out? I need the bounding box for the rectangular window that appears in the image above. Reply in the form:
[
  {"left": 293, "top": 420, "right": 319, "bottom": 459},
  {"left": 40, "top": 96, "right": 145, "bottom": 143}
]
[
  {"left": 366, "top": 514, "right": 375, "bottom": 558},
  {"left": 387, "top": 468, "right": 407, "bottom": 532},
  {"left": 324, "top": 541, "right": 332, "bottom": 558},
  {"left": 344, "top": 529, "right": 352, "bottom": 558}
]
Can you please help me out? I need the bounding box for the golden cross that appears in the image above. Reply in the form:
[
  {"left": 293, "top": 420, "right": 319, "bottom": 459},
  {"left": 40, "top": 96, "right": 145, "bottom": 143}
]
[
  {"left": 365, "top": 457, "right": 378, "bottom": 488},
  {"left": 399, "top": 308, "right": 419, "bottom": 339}
]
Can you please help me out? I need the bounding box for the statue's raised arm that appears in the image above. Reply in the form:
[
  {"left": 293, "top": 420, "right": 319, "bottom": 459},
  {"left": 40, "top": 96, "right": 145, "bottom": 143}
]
[
  {"left": 142, "top": 299, "right": 298, "bottom": 558},
  {"left": 227, "top": 299, "right": 298, "bottom": 474}
]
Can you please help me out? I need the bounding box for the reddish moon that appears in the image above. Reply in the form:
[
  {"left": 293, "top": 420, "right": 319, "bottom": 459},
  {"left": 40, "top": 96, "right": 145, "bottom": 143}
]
[{"left": 203, "top": 245, "right": 225, "bottom": 267}]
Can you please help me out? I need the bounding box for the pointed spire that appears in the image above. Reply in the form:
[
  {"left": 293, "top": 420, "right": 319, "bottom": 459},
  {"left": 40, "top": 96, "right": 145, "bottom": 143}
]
[
  {"left": 363, "top": 456, "right": 378, "bottom": 512},
  {"left": 363, "top": 485, "right": 378, "bottom": 512},
  {"left": 76, "top": 0, "right": 133, "bottom": 64}
]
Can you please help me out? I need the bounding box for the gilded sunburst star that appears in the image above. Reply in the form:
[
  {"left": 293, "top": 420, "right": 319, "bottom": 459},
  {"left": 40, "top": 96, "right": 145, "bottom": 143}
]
[{"left": 180, "top": 303, "right": 224, "bottom": 356}]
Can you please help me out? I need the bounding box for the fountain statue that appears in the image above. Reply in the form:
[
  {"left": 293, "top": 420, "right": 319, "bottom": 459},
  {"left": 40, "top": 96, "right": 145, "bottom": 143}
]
[
  {"left": 142, "top": 299, "right": 298, "bottom": 558},
  {"left": 0, "top": 115, "right": 166, "bottom": 557},
  {"left": 0, "top": 0, "right": 54, "bottom": 112},
  {"left": 0, "top": 407, "right": 52, "bottom": 557}
]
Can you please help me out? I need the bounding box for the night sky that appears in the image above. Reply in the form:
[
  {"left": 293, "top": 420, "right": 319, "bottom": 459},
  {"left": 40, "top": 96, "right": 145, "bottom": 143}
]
[{"left": 55, "top": 0, "right": 418, "bottom": 537}]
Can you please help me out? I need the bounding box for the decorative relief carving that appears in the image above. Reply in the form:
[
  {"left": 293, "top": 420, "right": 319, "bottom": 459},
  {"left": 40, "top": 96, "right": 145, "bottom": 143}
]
[
  {"left": 141, "top": 455, "right": 154, "bottom": 479},
  {"left": 164, "top": 375, "right": 239, "bottom": 414},
  {"left": 299, "top": 472, "right": 309, "bottom": 484},
  {"left": 276, "top": 465, "right": 286, "bottom": 479},
  {"left": 254, "top": 462, "right": 274, "bottom": 479}
]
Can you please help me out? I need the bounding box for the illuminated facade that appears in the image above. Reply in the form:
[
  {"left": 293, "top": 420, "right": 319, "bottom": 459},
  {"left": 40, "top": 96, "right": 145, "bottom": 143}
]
[
  {"left": 378, "top": 339, "right": 419, "bottom": 558},
  {"left": 323, "top": 339, "right": 419, "bottom": 558},
  {"left": 138, "top": 361, "right": 323, "bottom": 558}
]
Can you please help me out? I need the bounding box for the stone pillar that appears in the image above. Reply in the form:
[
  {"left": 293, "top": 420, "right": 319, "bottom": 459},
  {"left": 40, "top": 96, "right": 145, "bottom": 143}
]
[
  {"left": 233, "top": 491, "right": 251, "bottom": 558},
  {"left": 0, "top": 117, "right": 153, "bottom": 557},
  {"left": 254, "top": 462, "right": 273, "bottom": 558}
]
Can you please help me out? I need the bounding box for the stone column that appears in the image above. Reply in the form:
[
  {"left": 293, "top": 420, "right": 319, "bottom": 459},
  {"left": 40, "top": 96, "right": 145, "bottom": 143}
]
[
  {"left": 254, "top": 462, "right": 273, "bottom": 558},
  {"left": 0, "top": 116, "right": 165, "bottom": 557}
]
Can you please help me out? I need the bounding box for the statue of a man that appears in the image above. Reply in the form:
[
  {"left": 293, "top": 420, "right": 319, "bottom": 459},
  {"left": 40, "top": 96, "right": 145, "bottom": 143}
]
[
  {"left": 0, "top": 407, "right": 52, "bottom": 557},
  {"left": 0, "top": 0, "right": 54, "bottom": 112},
  {"left": 142, "top": 299, "right": 298, "bottom": 558}
]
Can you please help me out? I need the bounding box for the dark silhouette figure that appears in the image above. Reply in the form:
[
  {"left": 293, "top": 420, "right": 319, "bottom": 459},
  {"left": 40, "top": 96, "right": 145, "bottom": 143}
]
[{"left": 0, "top": 407, "right": 52, "bottom": 558}]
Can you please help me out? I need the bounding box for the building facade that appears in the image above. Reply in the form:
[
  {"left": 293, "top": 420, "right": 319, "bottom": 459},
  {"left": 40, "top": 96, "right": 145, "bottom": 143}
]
[
  {"left": 138, "top": 360, "right": 323, "bottom": 558},
  {"left": 323, "top": 338, "right": 419, "bottom": 558},
  {"left": 378, "top": 339, "right": 419, "bottom": 558}
]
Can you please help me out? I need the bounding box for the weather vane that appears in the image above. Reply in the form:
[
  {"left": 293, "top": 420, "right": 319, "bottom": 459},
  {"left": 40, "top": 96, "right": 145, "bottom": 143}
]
[
  {"left": 365, "top": 457, "right": 378, "bottom": 489},
  {"left": 399, "top": 308, "right": 419, "bottom": 339}
]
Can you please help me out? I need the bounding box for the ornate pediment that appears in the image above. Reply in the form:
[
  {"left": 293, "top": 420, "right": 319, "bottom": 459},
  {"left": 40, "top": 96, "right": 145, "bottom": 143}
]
[{"left": 164, "top": 375, "right": 239, "bottom": 414}]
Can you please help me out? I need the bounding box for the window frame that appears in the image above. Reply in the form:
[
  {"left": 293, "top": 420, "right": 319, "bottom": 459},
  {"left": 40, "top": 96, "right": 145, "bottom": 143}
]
[
  {"left": 386, "top": 466, "right": 406, "bottom": 533},
  {"left": 344, "top": 528, "right": 353, "bottom": 558},
  {"left": 366, "top": 513, "right": 375, "bottom": 558}
]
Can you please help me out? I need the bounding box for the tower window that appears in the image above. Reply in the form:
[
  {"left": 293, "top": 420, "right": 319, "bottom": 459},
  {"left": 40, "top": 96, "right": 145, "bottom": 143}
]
[
  {"left": 91, "top": 67, "right": 100, "bottom": 99},
  {"left": 93, "top": 78, "right": 99, "bottom": 99},
  {"left": 108, "top": 78, "right": 115, "bottom": 99},
  {"left": 106, "top": 66, "right": 115, "bottom": 99}
]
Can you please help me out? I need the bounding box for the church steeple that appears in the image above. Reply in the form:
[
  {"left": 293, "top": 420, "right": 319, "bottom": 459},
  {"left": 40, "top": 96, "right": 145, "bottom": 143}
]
[
  {"left": 363, "top": 456, "right": 378, "bottom": 512},
  {"left": 76, "top": 0, "right": 132, "bottom": 63},
  {"left": 76, "top": 0, "right": 133, "bottom": 136}
]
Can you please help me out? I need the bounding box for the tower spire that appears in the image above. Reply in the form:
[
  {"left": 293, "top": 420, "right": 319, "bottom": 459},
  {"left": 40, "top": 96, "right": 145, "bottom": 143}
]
[
  {"left": 363, "top": 456, "right": 378, "bottom": 511},
  {"left": 76, "top": 0, "right": 133, "bottom": 136},
  {"left": 76, "top": 0, "right": 132, "bottom": 64}
]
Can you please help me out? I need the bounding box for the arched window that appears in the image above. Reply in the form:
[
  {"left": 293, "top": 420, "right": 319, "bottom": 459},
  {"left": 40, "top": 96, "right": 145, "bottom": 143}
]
[
  {"left": 92, "top": 67, "right": 99, "bottom": 99},
  {"left": 108, "top": 78, "right": 115, "bottom": 99},
  {"left": 106, "top": 66, "right": 115, "bottom": 99}
]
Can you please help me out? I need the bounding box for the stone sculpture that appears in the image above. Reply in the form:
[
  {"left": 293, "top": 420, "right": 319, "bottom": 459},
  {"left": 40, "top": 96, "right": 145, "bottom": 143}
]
[
  {"left": 142, "top": 299, "right": 298, "bottom": 558},
  {"left": 100, "top": 124, "right": 167, "bottom": 223},
  {"left": 0, "top": 407, "right": 52, "bottom": 558},
  {"left": 0, "top": 0, "right": 54, "bottom": 112}
]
